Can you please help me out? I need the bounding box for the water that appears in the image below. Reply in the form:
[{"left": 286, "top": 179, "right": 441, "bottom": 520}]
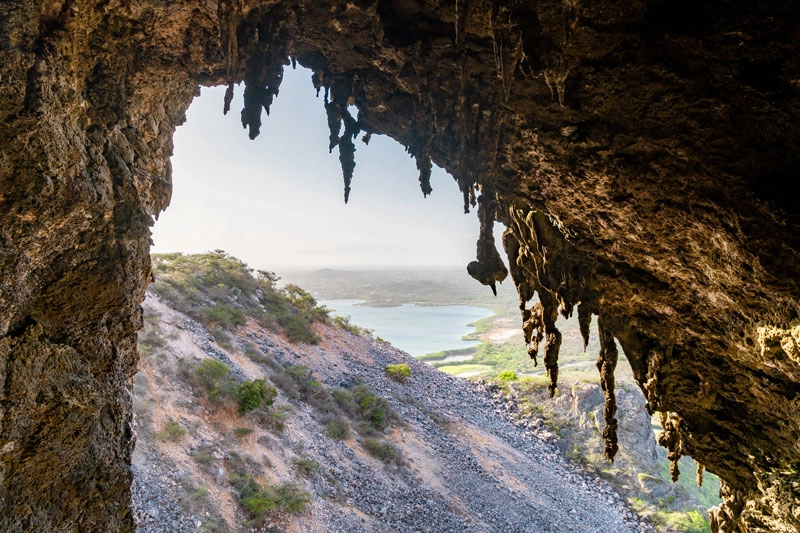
[{"left": 320, "top": 299, "right": 494, "bottom": 357}]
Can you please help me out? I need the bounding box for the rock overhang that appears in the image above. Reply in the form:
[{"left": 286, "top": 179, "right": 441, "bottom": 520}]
[{"left": 1, "top": 0, "right": 799, "bottom": 531}]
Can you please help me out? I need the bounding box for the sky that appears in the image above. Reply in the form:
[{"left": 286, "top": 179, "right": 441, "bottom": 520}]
[{"left": 151, "top": 65, "right": 498, "bottom": 270}]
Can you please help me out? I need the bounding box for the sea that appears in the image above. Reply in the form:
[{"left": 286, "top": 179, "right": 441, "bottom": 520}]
[{"left": 319, "top": 299, "right": 493, "bottom": 357}]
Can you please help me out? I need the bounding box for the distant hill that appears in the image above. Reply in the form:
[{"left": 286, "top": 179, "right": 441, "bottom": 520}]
[{"left": 278, "top": 267, "right": 519, "bottom": 309}]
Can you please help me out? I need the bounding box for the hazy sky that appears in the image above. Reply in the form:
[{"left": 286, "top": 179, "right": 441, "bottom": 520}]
[{"left": 151, "top": 65, "right": 498, "bottom": 269}]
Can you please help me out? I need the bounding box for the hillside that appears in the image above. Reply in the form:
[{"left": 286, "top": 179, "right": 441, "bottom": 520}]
[{"left": 131, "top": 253, "right": 648, "bottom": 532}]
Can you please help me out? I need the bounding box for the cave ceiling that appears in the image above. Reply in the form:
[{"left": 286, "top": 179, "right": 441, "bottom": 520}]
[{"left": 1, "top": 0, "right": 799, "bottom": 531}]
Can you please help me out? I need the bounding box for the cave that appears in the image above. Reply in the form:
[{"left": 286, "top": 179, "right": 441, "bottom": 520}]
[{"left": 1, "top": 1, "right": 799, "bottom": 531}]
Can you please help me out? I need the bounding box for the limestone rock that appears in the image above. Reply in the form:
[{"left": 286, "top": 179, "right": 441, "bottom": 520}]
[{"left": 1, "top": 0, "right": 799, "bottom": 531}]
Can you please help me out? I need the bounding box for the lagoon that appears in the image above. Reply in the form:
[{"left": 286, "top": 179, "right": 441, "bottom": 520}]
[{"left": 320, "top": 299, "right": 493, "bottom": 357}]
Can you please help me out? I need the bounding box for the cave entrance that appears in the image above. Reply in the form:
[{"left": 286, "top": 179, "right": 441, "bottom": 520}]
[
  {"left": 153, "top": 65, "right": 483, "bottom": 269},
  {"left": 139, "top": 64, "right": 721, "bottom": 529},
  {"left": 151, "top": 64, "right": 523, "bottom": 363},
  {"left": 147, "top": 63, "right": 646, "bottom": 388}
]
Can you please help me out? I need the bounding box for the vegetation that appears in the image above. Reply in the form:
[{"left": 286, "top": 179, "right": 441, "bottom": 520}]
[
  {"left": 155, "top": 421, "right": 187, "bottom": 442},
  {"left": 497, "top": 370, "right": 518, "bottom": 381},
  {"left": 325, "top": 417, "right": 350, "bottom": 440},
  {"left": 333, "top": 384, "right": 394, "bottom": 434},
  {"left": 233, "top": 473, "right": 312, "bottom": 522},
  {"left": 236, "top": 379, "right": 276, "bottom": 415},
  {"left": 363, "top": 438, "right": 400, "bottom": 463},
  {"left": 271, "top": 364, "right": 337, "bottom": 413},
  {"left": 385, "top": 363, "right": 411, "bottom": 383},
  {"left": 333, "top": 315, "right": 373, "bottom": 336},
  {"left": 244, "top": 344, "right": 275, "bottom": 366},
  {"left": 436, "top": 363, "right": 493, "bottom": 377},
  {"left": 507, "top": 377, "right": 718, "bottom": 532},
  {"left": 150, "top": 251, "right": 324, "bottom": 344},
  {"left": 291, "top": 456, "right": 319, "bottom": 477},
  {"left": 194, "top": 358, "right": 233, "bottom": 400}
]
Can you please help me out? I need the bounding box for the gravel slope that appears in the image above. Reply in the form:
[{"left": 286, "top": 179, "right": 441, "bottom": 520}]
[{"left": 132, "top": 294, "right": 654, "bottom": 532}]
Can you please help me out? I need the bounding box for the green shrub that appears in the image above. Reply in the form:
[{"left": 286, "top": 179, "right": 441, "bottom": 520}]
[
  {"left": 242, "top": 489, "right": 277, "bottom": 515},
  {"left": 191, "top": 452, "right": 215, "bottom": 467},
  {"left": 363, "top": 438, "right": 399, "bottom": 462},
  {"left": 278, "top": 365, "right": 335, "bottom": 412},
  {"left": 195, "top": 359, "right": 232, "bottom": 400},
  {"left": 282, "top": 285, "right": 328, "bottom": 322},
  {"left": 333, "top": 315, "right": 372, "bottom": 336},
  {"left": 234, "top": 427, "right": 255, "bottom": 438},
  {"left": 497, "top": 370, "right": 518, "bottom": 381},
  {"left": 234, "top": 474, "right": 312, "bottom": 520},
  {"left": 274, "top": 481, "right": 312, "bottom": 513},
  {"left": 385, "top": 363, "right": 411, "bottom": 383},
  {"left": 203, "top": 304, "right": 247, "bottom": 328},
  {"left": 233, "top": 473, "right": 268, "bottom": 509},
  {"left": 325, "top": 417, "right": 350, "bottom": 440},
  {"left": 333, "top": 384, "right": 393, "bottom": 433},
  {"left": 150, "top": 252, "right": 324, "bottom": 345},
  {"left": 332, "top": 388, "right": 355, "bottom": 411},
  {"left": 244, "top": 345, "right": 274, "bottom": 366},
  {"left": 236, "top": 379, "right": 276, "bottom": 415},
  {"left": 291, "top": 456, "right": 319, "bottom": 477},
  {"left": 281, "top": 317, "right": 319, "bottom": 344},
  {"left": 155, "top": 421, "right": 187, "bottom": 442}
]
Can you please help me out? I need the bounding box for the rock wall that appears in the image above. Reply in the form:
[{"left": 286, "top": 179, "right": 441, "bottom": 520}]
[{"left": 1, "top": 0, "right": 798, "bottom": 531}]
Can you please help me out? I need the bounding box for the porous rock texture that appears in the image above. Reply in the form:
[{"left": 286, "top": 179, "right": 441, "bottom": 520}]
[{"left": 1, "top": 1, "right": 799, "bottom": 531}]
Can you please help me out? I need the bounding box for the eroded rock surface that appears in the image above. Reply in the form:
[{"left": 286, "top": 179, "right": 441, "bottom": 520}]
[{"left": 1, "top": 1, "right": 799, "bottom": 531}]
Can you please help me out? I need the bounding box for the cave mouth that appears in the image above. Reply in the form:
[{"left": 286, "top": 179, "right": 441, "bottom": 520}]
[
  {"left": 153, "top": 65, "right": 491, "bottom": 271},
  {"left": 3, "top": 1, "right": 799, "bottom": 531}
]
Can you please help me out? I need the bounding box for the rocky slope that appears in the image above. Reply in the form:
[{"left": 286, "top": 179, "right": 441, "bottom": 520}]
[
  {"left": 484, "top": 377, "right": 722, "bottom": 532},
  {"left": 2, "top": 1, "right": 800, "bottom": 531},
  {"left": 132, "top": 285, "right": 647, "bottom": 532}
]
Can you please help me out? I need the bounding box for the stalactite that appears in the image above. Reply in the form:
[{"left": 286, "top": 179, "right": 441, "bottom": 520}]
[
  {"left": 467, "top": 187, "right": 508, "bottom": 295},
  {"left": 596, "top": 315, "right": 619, "bottom": 462},
  {"left": 312, "top": 69, "right": 325, "bottom": 97},
  {"left": 405, "top": 121, "right": 433, "bottom": 197},
  {"left": 542, "top": 51, "right": 569, "bottom": 106},
  {"left": 643, "top": 348, "right": 665, "bottom": 414},
  {"left": 241, "top": 83, "right": 267, "bottom": 139},
  {"left": 577, "top": 302, "right": 592, "bottom": 350},
  {"left": 416, "top": 152, "right": 433, "bottom": 197},
  {"left": 223, "top": 83, "right": 235, "bottom": 115},
  {"left": 539, "top": 292, "right": 561, "bottom": 397},
  {"left": 697, "top": 463, "right": 705, "bottom": 487},
  {"left": 503, "top": 228, "right": 542, "bottom": 367},
  {"left": 544, "top": 315, "right": 561, "bottom": 397},
  {"left": 324, "top": 98, "right": 341, "bottom": 152},
  {"left": 523, "top": 303, "right": 544, "bottom": 366},
  {"left": 221, "top": 0, "right": 240, "bottom": 115},
  {"left": 238, "top": 19, "right": 289, "bottom": 139},
  {"left": 338, "top": 106, "right": 360, "bottom": 203},
  {"left": 658, "top": 412, "right": 684, "bottom": 482}
]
